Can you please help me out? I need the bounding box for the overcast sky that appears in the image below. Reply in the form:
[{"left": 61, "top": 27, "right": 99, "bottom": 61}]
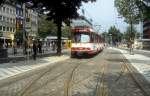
[{"left": 78, "top": 0, "right": 129, "bottom": 33}]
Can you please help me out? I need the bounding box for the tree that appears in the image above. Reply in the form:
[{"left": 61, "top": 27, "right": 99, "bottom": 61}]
[
  {"left": 124, "top": 26, "right": 138, "bottom": 42},
  {"left": 62, "top": 26, "right": 71, "bottom": 38},
  {"left": 101, "top": 32, "right": 109, "bottom": 43},
  {"left": 38, "top": 15, "right": 57, "bottom": 38},
  {"left": 115, "top": 0, "right": 141, "bottom": 24},
  {"left": 135, "top": 0, "right": 150, "bottom": 20},
  {"left": 108, "top": 26, "right": 123, "bottom": 44},
  {"left": 115, "top": 0, "right": 141, "bottom": 44}
]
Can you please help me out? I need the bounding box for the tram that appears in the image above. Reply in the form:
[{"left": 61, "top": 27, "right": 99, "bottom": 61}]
[{"left": 71, "top": 26, "right": 104, "bottom": 57}]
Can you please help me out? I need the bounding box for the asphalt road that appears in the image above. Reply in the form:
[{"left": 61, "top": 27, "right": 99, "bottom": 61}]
[{"left": 0, "top": 48, "right": 149, "bottom": 96}]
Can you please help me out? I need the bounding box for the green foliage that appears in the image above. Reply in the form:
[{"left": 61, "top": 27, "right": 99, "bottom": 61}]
[
  {"left": 62, "top": 26, "right": 71, "bottom": 38},
  {"left": 124, "top": 25, "right": 138, "bottom": 42},
  {"left": 115, "top": 0, "right": 141, "bottom": 24},
  {"left": 135, "top": 0, "right": 150, "bottom": 19},
  {"left": 38, "top": 15, "right": 57, "bottom": 38},
  {"left": 101, "top": 32, "right": 109, "bottom": 43},
  {"left": 108, "top": 26, "right": 123, "bottom": 43}
]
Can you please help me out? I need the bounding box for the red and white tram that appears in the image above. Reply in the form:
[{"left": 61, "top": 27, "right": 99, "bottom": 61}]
[{"left": 71, "top": 26, "right": 105, "bottom": 57}]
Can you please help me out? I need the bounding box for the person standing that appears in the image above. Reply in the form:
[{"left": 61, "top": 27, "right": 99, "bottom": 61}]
[
  {"left": 33, "top": 41, "right": 37, "bottom": 60},
  {"left": 38, "top": 41, "right": 42, "bottom": 53}
]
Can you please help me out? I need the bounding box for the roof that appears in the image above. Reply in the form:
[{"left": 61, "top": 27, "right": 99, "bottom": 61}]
[{"left": 45, "top": 36, "right": 68, "bottom": 40}]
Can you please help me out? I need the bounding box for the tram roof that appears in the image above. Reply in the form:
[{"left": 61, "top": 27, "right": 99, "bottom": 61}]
[{"left": 45, "top": 36, "right": 68, "bottom": 40}]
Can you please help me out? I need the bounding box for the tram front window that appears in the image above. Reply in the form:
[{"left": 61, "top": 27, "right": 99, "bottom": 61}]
[{"left": 73, "top": 33, "right": 90, "bottom": 43}]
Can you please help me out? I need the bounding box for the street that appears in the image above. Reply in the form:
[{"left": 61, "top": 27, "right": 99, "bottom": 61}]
[{"left": 0, "top": 48, "right": 149, "bottom": 96}]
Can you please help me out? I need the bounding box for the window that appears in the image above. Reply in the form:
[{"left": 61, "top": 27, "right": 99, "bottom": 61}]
[
  {"left": 73, "top": 33, "right": 90, "bottom": 43},
  {"left": 0, "top": 26, "right": 2, "bottom": 31},
  {"left": 7, "top": 8, "right": 9, "bottom": 13},
  {"left": 10, "top": 18, "right": 12, "bottom": 23},
  {"left": 7, "top": 17, "right": 9, "bottom": 22},
  {"left": 20, "top": 10, "right": 23, "bottom": 16},
  {"left": 7, "top": 27, "right": 9, "bottom": 31},
  {"left": 10, "top": 27, "right": 12, "bottom": 32},
  {"left": 3, "top": 7, "right": 5, "bottom": 13},
  {"left": 3, "top": 17, "right": 5, "bottom": 22},
  {"left": 13, "top": 28, "right": 15, "bottom": 32},
  {"left": 3, "top": 26, "right": 5, "bottom": 31},
  {"left": 13, "top": 19, "right": 15, "bottom": 23},
  {"left": 13, "top": 10, "right": 15, "bottom": 14},
  {"left": 10, "top": 9, "right": 12, "bottom": 14},
  {"left": 17, "top": 10, "right": 19, "bottom": 15},
  {"left": 20, "top": 20, "right": 23, "bottom": 24},
  {"left": 0, "top": 15, "right": 2, "bottom": 21}
]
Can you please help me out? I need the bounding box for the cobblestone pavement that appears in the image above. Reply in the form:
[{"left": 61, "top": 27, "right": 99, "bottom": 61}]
[{"left": 0, "top": 49, "right": 149, "bottom": 96}]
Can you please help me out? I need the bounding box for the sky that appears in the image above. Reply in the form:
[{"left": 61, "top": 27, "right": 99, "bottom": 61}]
[{"left": 78, "top": 0, "right": 129, "bottom": 33}]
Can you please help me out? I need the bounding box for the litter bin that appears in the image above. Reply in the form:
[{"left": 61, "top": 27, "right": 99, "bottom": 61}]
[{"left": 0, "top": 49, "right": 8, "bottom": 58}]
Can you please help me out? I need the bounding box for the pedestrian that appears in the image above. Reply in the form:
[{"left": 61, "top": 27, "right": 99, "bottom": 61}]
[
  {"left": 38, "top": 41, "right": 42, "bottom": 53},
  {"left": 33, "top": 41, "right": 37, "bottom": 60},
  {"left": 52, "top": 41, "right": 56, "bottom": 51}
]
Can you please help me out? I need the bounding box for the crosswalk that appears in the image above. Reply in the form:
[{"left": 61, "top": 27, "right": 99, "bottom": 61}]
[
  {"left": 0, "top": 65, "right": 35, "bottom": 80},
  {"left": 0, "top": 55, "right": 69, "bottom": 81}
]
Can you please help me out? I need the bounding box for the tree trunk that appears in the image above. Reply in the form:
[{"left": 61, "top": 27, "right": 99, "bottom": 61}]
[
  {"left": 56, "top": 20, "right": 62, "bottom": 55},
  {"left": 130, "top": 20, "right": 134, "bottom": 55}
]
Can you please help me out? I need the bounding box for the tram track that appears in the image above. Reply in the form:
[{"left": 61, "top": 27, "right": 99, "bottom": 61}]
[
  {"left": 16, "top": 59, "right": 81, "bottom": 96},
  {"left": 94, "top": 61, "right": 108, "bottom": 96},
  {"left": 63, "top": 50, "right": 107, "bottom": 96},
  {"left": 93, "top": 51, "right": 109, "bottom": 96},
  {"left": 64, "top": 61, "right": 82, "bottom": 96},
  {"left": 112, "top": 50, "right": 150, "bottom": 96},
  {"left": 16, "top": 59, "right": 84, "bottom": 96},
  {"left": 16, "top": 61, "right": 66, "bottom": 96}
]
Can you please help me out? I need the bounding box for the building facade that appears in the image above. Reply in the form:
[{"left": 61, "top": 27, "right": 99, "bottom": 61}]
[
  {"left": 143, "top": 19, "right": 150, "bottom": 39},
  {"left": 25, "top": 8, "right": 38, "bottom": 46},
  {"left": 0, "top": 3, "right": 16, "bottom": 48},
  {"left": 0, "top": 2, "right": 38, "bottom": 48},
  {"left": 16, "top": 3, "right": 23, "bottom": 46}
]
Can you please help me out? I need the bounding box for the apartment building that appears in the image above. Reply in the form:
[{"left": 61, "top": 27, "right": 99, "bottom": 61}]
[
  {"left": 0, "top": 3, "right": 16, "bottom": 47},
  {"left": 0, "top": 2, "right": 38, "bottom": 48}
]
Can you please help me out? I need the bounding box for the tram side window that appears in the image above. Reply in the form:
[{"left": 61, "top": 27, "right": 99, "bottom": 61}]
[
  {"left": 74, "top": 34, "right": 81, "bottom": 43},
  {"left": 90, "top": 34, "right": 94, "bottom": 43}
]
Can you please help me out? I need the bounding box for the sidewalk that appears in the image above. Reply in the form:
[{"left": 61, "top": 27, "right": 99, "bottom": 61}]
[
  {"left": 0, "top": 54, "right": 70, "bottom": 81},
  {"left": 119, "top": 47, "right": 150, "bottom": 53},
  {"left": 0, "top": 48, "right": 68, "bottom": 63},
  {"left": 112, "top": 47, "right": 150, "bottom": 83}
]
